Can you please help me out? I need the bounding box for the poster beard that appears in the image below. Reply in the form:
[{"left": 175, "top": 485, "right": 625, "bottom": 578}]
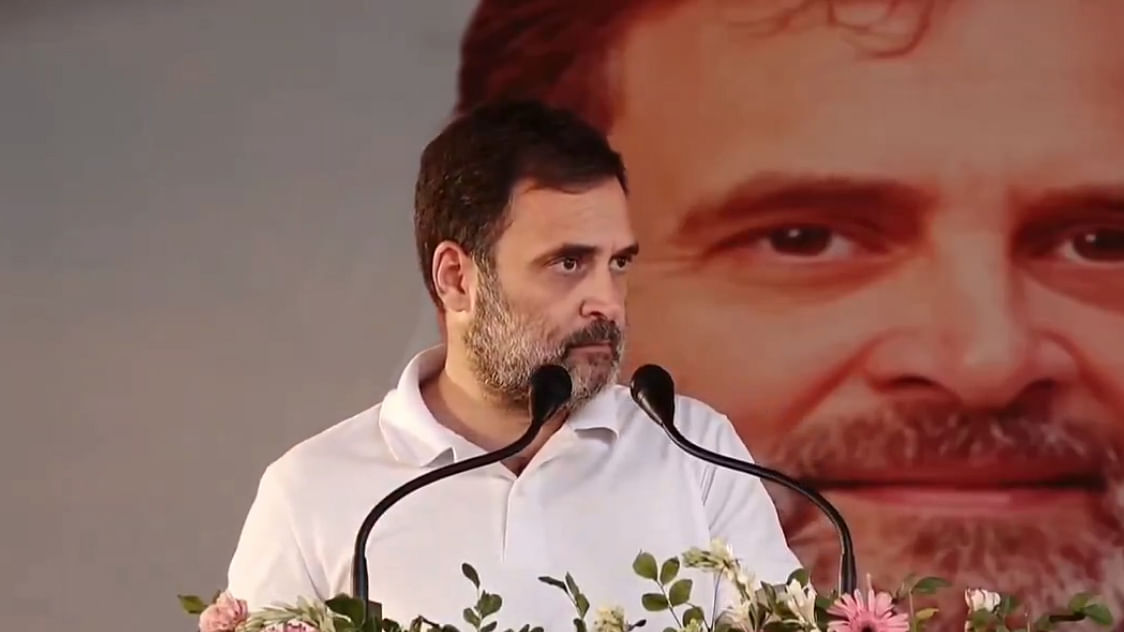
[{"left": 761, "top": 400, "right": 1124, "bottom": 631}]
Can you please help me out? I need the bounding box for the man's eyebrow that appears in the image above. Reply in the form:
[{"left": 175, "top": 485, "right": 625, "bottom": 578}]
[
  {"left": 615, "top": 243, "right": 640, "bottom": 259},
  {"left": 675, "top": 173, "right": 934, "bottom": 238},
  {"left": 531, "top": 242, "right": 640, "bottom": 264},
  {"left": 1020, "top": 184, "right": 1124, "bottom": 218}
]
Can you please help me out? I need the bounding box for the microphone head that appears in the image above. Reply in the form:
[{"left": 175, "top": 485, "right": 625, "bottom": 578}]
[
  {"left": 629, "top": 364, "right": 676, "bottom": 428},
  {"left": 529, "top": 364, "right": 573, "bottom": 427}
]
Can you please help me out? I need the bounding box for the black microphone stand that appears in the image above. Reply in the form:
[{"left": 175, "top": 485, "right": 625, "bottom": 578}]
[
  {"left": 630, "top": 365, "right": 857, "bottom": 595},
  {"left": 350, "top": 364, "right": 572, "bottom": 628}
]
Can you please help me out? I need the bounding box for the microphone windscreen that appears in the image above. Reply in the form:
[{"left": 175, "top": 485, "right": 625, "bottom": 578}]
[
  {"left": 529, "top": 364, "right": 572, "bottom": 425},
  {"left": 629, "top": 364, "right": 676, "bottom": 427}
]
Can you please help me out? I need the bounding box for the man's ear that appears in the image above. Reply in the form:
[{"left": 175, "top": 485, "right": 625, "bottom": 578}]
[{"left": 431, "top": 241, "right": 475, "bottom": 314}]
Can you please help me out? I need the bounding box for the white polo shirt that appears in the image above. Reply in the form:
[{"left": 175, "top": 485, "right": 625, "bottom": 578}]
[{"left": 227, "top": 346, "right": 800, "bottom": 629}]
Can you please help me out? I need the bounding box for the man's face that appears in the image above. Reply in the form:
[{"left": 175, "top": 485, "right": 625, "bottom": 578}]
[
  {"left": 463, "top": 178, "right": 637, "bottom": 409},
  {"left": 610, "top": 0, "right": 1124, "bottom": 621}
]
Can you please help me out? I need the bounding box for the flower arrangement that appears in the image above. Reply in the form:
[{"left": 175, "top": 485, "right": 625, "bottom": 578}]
[{"left": 180, "top": 539, "right": 1114, "bottom": 632}]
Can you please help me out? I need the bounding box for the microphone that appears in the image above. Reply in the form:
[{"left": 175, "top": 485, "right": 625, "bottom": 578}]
[
  {"left": 629, "top": 364, "right": 857, "bottom": 595},
  {"left": 350, "top": 363, "right": 573, "bottom": 624}
]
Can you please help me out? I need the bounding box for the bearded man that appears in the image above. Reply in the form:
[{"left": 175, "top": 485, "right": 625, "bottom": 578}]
[{"left": 224, "top": 99, "right": 799, "bottom": 630}]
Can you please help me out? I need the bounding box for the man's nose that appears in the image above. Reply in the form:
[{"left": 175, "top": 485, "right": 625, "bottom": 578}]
[
  {"left": 579, "top": 270, "right": 625, "bottom": 323},
  {"left": 863, "top": 235, "right": 1077, "bottom": 408}
]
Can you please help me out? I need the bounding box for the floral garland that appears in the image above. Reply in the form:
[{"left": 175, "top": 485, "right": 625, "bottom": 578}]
[{"left": 180, "top": 539, "right": 1114, "bottom": 632}]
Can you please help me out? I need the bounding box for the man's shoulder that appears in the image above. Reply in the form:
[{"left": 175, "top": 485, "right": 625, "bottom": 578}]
[
  {"left": 257, "top": 403, "right": 392, "bottom": 495},
  {"left": 606, "top": 384, "right": 743, "bottom": 451}
]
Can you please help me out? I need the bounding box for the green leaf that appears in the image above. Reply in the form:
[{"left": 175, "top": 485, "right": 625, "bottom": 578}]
[
  {"left": 482, "top": 623, "right": 498, "bottom": 632},
  {"left": 915, "top": 608, "right": 939, "bottom": 622},
  {"left": 479, "top": 593, "right": 503, "bottom": 617},
  {"left": 574, "top": 618, "right": 588, "bottom": 632},
  {"left": 327, "top": 595, "right": 369, "bottom": 627},
  {"left": 683, "top": 606, "right": 705, "bottom": 625},
  {"left": 530, "top": 627, "right": 544, "bottom": 632},
  {"left": 177, "top": 594, "right": 209, "bottom": 615},
  {"left": 368, "top": 600, "right": 385, "bottom": 629},
  {"left": 659, "top": 558, "right": 680, "bottom": 585},
  {"left": 668, "top": 579, "right": 693, "bottom": 607},
  {"left": 663, "top": 628, "right": 678, "bottom": 632},
  {"left": 518, "top": 626, "right": 529, "bottom": 632},
  {"left": 762, "top": 583, "right": 778, "bottom": 605},
  {"left": 566, "top": 571, "right": 584, "bottom": 593},
  {"left": 786, "top": 568, "right": 810, "bottom": 587},
  {"left": 539, "top": 576, "right": 569, "bottom": 593},
  {"left": 912, "top": 577, "right": 951, "bottom": 595},
  {"left": 576, "top": 593, "right": 591, "bottom": 618},
  {"left": 462, "top": 564, "right": 481, "bottom": 589},
  {"left": 442, "top": 626, "right": 462, "bottom": 632},
  {"left": 1068, "top": 593, "right": 1093, "bottom": 612},
  {"left": 1084, "top": 604, "right": 1113, "bottom": 626},
  {"left": 464, "top": 609, "right": 481, "bottom": 627},
  {"left": 633, "top": 552, "right": 660, "bottom": 580},
  {"left": 970, "top": 610, "right": 996, "bottom": 627},
  {"left": 642, "top": 593, "right": 670, "bottom": 611}
]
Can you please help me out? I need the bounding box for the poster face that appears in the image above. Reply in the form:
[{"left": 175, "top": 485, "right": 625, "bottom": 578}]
[{"left": 456, "top": 0, "right": 1124, "bottom": 626}]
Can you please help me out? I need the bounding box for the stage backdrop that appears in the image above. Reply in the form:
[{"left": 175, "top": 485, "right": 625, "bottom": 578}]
[{"left": 4, "top": 1, "right": 1124, "bottom": 631}]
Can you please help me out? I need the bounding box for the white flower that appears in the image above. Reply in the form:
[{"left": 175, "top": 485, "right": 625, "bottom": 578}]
[
  {"left": 780, "top": 579, "right": 818, "bottom": 626},
  {"left": 724, "top": 598, "right": 756, "bottom": 627},
  {"left": 683, "top": 538, "right": 737, "bottom": 570},
  {"left": 965, "top": 588, "right": 1002, "bottom": 613},
  {"left": 734, "top": 571, "right": 762, "bottom": 597},
  {"left": 594, "top": 605, "right": 627, "bottom": 632},
  {"left": 684, "top": 538, "right": 754, "bottom": 594}
]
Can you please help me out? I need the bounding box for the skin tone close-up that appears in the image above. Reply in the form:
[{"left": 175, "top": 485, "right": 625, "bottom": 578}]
[{"left": 455, "top": 0, "right": 1124, "bottom": 627}]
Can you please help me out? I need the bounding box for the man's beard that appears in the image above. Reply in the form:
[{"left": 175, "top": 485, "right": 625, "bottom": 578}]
[
  {"left": 462, "top": 269, "right": 624, "bottom": 412},
  {"left": 760, "top": 398, "right": 1124, "bottom": 632}
]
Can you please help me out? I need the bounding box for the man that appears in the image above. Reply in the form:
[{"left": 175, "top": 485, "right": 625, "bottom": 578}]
[
  {"left": 226, "top": 100, "right": 799, "bottom": 629},
  {"left": 455, "top": 0, "right": 1124, "bottom": 627}
]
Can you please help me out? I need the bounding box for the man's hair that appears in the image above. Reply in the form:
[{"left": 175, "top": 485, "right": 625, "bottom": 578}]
[
  {"left": 456, "top": 0, "right": 938, "bottom": 130},
  {"left": 414, "top": 99, "right": 628, "bottom": 308}
]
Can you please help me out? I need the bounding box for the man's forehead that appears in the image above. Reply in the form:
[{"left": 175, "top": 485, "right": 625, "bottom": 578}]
[
  {"left": 496, "top": 179, "right": 635, "bottom": 255},
  {"left": 607, "top": 0, "right": 1124, "bottom": 241},
  {"left": 506, "top": 180, "right": 630, "bottom": 228}
]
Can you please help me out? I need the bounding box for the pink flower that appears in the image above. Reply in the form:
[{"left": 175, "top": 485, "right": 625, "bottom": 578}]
[
  {"left": 828, "top": 586, "right": 909, "bottom": 632},
  {"left": 198, "top": 591, "right": 249, "bottom": 632}
]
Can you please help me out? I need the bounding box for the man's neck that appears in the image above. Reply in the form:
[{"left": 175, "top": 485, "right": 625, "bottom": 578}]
[{"left": 419, "top": 361, "right": 563, "bottom": 473}]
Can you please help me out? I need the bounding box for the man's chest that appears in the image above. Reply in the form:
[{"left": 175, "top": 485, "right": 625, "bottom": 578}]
[{"left": 311, "top": 458, "right": 715, "bottom": 631}]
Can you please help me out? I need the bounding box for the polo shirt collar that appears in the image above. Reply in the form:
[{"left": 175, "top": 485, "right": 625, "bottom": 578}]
[{"left": 378, "top": 345, "right": 623, "bottom": 467}]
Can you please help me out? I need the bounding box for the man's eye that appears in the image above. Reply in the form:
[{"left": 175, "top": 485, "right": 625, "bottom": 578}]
[
  {"left": 555, "top": 257, "right": 580, "bottom": 271},
  {"left": 610, "top": 256, "right": 632, "bottom": 271},
  {"left": 1054, "top": 227, "right": 1124, "bottom": 264},
  {"left": 743, "top": 225, "right": 861, "bottom": 261}
]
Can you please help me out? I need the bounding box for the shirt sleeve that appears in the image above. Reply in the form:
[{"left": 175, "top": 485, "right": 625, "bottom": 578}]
[
  {"left": 689, "top": 409, "right": 803, "bottom": 615},
  {"left": 226, "top": 462, "right": 327, "bottom": 611}
]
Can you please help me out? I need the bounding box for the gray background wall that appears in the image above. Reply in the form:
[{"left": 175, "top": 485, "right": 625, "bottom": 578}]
[{"left": 0, "top": 2, "right": 463, "bottom": 628}]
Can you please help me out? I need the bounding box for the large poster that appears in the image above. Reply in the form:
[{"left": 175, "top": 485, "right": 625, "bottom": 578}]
[{"left": 454, "top": 0, "right": 1124, "bottom": 626}]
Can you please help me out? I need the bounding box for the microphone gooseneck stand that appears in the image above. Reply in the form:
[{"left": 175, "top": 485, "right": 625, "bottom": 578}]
[
  {"left": 350, "top": 364, "right": 573, "bottom": 627},
  {"left": 629, "top": 364, "right": 857, "bottom": 595}
]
